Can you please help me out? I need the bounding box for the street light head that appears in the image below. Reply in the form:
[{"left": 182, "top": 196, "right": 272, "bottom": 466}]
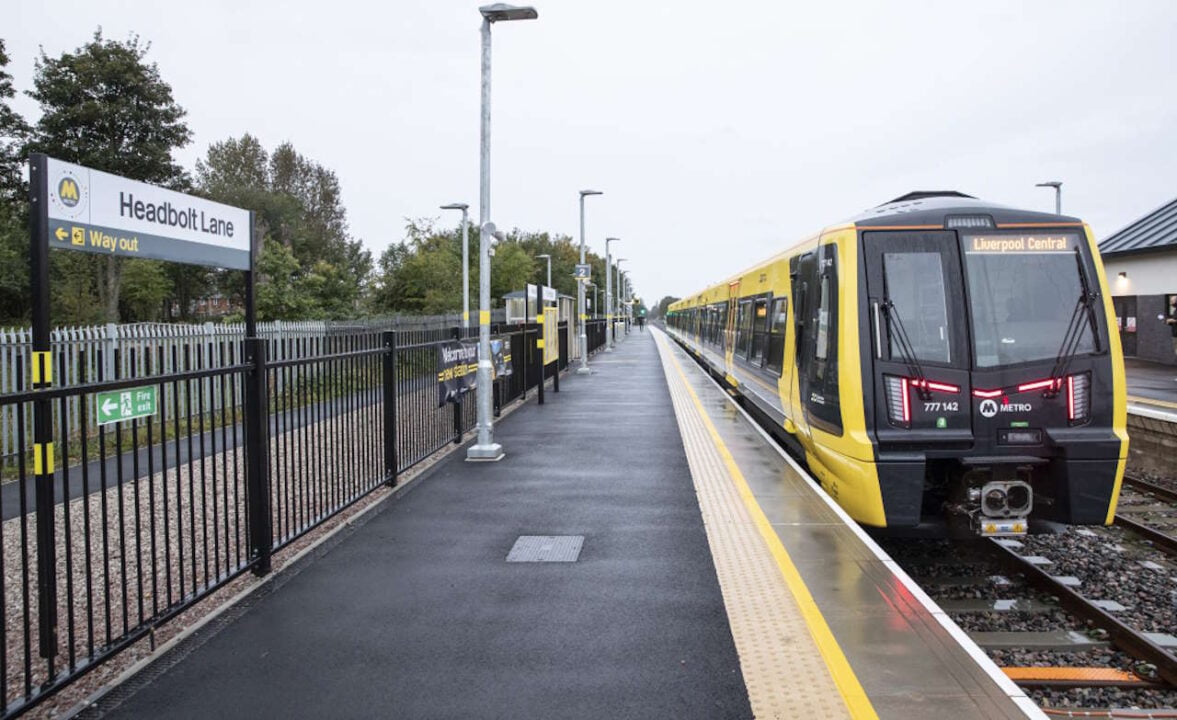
[
  {"left": 440, "top": 203, "right": 468, "bottom": 211},
  {"left": 1036, "top": 181, "right": 1062, "bottom": 189},
  {"left": 536, "top": 253, "right": 550, "bottom": 259},
  {"left": 480, "top": 3, "right": 538, "bottom": 22},
  {"left": 579, "top": 189, "right": 603, "bottom": 198},
  {"left": 606, "top": 237, "right": 620, "bottom": 242}
]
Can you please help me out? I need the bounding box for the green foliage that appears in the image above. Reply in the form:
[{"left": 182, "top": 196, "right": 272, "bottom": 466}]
[
  {"left": 26, "top": 29, "right": 192, "bottom": 324},
  {"left": 0, "top": 39, "right": 31, "bottom": 324},
  {"left": 653, "top": 295, "right": 680, "bottom": 319},
  {"left": 255, "top": 239, "right": 314, "bottom": 320},
  {"left": 118, "top": 259, "right": 170, "bottom": 321},
  {"left": 196, "top": 134, "right": 371, "bottom": 320},
  {"left": 370, "top": 220, "right": 619, "bottom": 317}
]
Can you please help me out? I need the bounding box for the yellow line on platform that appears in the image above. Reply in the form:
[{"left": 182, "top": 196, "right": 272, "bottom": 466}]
[
  {"left": 662, "top": 342, "right": 878, "bottom": 720},
  {"left": 1128, "top": 394, "right": 1177, "bottom": 410}
]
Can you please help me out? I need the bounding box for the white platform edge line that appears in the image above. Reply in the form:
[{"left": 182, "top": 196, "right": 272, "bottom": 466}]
[
  {"left": 1128, "top": 402, "right": 1177, "bottom": 423},
  {"left": 655, "top": 328, "right": 1046, "bottom": 720}
]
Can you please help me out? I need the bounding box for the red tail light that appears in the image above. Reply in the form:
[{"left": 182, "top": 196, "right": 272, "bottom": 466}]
[
  {"left": 972, "top": 388, "right": 1003, "bottom": 399},
  {"left": 1016, "top": 378, "right": 1061, "bottom": 393},
  {"left": 884, "top": 375, "right": 910, "bottom": 427},
  {"left": 911, "top": 379, "right": 960, "bottom": 394}
]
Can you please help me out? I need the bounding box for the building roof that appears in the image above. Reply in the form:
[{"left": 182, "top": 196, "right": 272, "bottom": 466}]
[{"left": 1099, "top": 197, "right": 1177, "bottom": 257}]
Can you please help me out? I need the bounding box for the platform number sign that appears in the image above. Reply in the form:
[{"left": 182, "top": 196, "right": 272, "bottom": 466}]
[
  {"left": 573, "top": 264, "right": 591, "bottom": 281},
  {"left": 95, "top": 386, "right": 158, "bottom": 426}
]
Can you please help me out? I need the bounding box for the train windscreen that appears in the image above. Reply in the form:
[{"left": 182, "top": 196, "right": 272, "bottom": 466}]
[{"left": 961, "top": 232, "right": 1095, "bottom": 368}]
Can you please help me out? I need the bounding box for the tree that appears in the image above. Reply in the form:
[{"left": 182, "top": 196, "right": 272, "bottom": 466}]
[
  {"left": 195, "top": 134, "right": 371, "bottom": 320},
  {"left": 652, "top": 295, "right": 680, "bottom": 319},
  {"left": 26, "top": 30, "right": 191, "bottom": 322},
  {"left": 0, "top": 39, "right": 31, "bottom": 324}
]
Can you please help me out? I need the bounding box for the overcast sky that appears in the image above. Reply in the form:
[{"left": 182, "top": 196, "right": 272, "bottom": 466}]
[{"left": 7, "top": 1, "right": 1177, "bottom": 303}]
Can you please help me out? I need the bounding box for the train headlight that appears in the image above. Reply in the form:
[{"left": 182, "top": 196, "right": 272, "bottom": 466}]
[
  {"left": 1067, "top": 373, "right": 1091, "bottom": 425},
  {"left": 884, "top": 375, "right": 910, "bottom": 427}
]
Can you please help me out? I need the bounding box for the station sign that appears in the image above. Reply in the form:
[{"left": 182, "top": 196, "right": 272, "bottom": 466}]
[
  {"left": 95, "top": 386, "right": 158, "bottom": 426},
  {"left": 573, "top": 264, "right": 591, "bottom": 280},
  {"left": 45, "top": 156, "right": 251, "bottom": 270}
]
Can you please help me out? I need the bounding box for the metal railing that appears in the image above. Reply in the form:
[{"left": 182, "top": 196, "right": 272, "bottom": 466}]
[
  {"left": 0, "top": 316, "right": 471, "bottom": 472},
  {"left": 0, "top": 316, "right": 600, "bottom": 717}
]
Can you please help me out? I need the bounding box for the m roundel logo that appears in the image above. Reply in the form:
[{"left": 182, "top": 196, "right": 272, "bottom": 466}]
[
  {"left": 50, "top": 167, "right": 88, "bottom": 219},
  {"left": 979, "top": 399, "right": 998, "bottom": 418},
  {"left": 57, "top": 175, "right": 81, "bottom": 207}
]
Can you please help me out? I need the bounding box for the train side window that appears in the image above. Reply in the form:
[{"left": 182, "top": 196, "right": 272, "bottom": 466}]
[{"left": 766, "top": 298, "right": 788, "bottom": 373}]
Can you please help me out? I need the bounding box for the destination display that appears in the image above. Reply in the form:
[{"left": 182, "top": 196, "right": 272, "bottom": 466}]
[
  {"left": 44, "top": 156, "right": 251, "bottom": 270},
  {"left": 964, "top": 233, "right": 1078, "bottom": 254}
]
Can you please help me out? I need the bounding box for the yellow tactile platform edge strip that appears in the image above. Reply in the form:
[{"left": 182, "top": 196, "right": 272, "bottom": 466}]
[{"left": 653, "top": 331, "right": 873, "bottom": 720}]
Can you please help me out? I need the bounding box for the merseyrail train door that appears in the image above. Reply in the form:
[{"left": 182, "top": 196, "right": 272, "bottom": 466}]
[
  {"left": 793, "top": 245, "right": 842, "bottom": 436},
  {"left": 863, "top": 231, "right": 971, "bottom": 441},
  {"left": 725, "top": 281, "right": 740, "bottom": 366}
]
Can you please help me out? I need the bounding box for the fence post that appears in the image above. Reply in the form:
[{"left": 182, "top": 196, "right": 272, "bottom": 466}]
[
  {"left": 535, "top": 285, "right": 544, "bottom": 406},
  {"left": 553, "top": 320, "right": 560, "bottom": 394},
  {"left": 244, "top": 336, "right": 272, "bottom": 576},
  {"left": 382, "top": 331, "right": 398, "bottom": 485},
  {"left": 451, "top": 327, "right": 462, "bottom": 445}
]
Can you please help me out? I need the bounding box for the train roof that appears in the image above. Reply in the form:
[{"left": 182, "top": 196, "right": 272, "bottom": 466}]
[
  {"left": 851, "top": 191, "right": 1082, "bottom": 227},
  {"left": 671, "top": 191, "right": 1086, "bottom": 309}
]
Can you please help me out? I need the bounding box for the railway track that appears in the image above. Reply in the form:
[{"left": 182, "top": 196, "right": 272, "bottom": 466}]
[
  {"left": 882, "top": 534, "right": 1177, "bottom": 712},
  {"left": 1115, "top": 474, "right": 1177, "bottom": 557}
]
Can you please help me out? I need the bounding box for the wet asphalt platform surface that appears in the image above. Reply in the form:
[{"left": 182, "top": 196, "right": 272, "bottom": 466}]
[
  {"left": 93, "top": 331, "right": 752, "bottom": 719},
  {"left": 1126, "top": 357, "right": 1177, "bottom": 405}
]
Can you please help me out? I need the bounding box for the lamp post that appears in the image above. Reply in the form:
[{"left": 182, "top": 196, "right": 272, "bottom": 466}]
[
  {"left": 468, "top": 2, "right": 538, "bottom": 463},
  {"left": 441, "top": 203, "right": 470, "bottom": 328},
  {"left": 577, "top": 189, "right": 603, "bottom": 374},
  {"left": 615, "top": 258, "right": 627, "bottom": 341},
  {"left": 535, "top": 253, "right": 551, "bottom": 289},
  {"left": 1036, "top": 181, "right": 1062, "bottom": 215},
  {"left": 605, "top": 237, "right": 620, "bottom": 352}
]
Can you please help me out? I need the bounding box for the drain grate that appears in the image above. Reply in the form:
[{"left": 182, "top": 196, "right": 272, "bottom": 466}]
[{"left": 507, "top": 535, "right": 584, "bottom": 562}]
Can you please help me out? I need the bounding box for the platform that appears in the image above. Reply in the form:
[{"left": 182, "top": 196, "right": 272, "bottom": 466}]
[
  {"left": 84, "top": 329, "right": 1040, "bottom": 719},
  {"left": 1126, "top": 358, "right": 1177, "bottom": 421}
]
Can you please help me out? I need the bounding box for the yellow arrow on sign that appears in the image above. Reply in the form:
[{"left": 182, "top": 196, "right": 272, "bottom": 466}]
[{"left": 54, "top": 227, "right": 67, "bottom": 241}]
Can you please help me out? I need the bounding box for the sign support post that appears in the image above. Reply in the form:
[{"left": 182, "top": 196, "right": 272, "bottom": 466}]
[
  {"left": 241, "top": 212, "right": 271, "bottom": 576},
  {"left": 29, "top": 154, "right": 59, "bottom": 661}
]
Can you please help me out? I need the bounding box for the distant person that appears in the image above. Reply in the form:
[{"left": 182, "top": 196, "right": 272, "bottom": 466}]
[{"left": 637, "top": 316, "right": 645, "bottom": 332}]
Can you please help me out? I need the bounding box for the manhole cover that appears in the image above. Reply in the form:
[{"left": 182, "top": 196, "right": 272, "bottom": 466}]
[{"left": 507, "top": 535, "right": 584, "bottom": 562}]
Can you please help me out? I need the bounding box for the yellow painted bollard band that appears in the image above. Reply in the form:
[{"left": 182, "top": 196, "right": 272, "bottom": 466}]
[
  {"left": 479, "top": 310, "right": 490, "bottom": 325},
  {"left": 32, "top": 351, "right": 52, "bottom": 385},
  {"left": 536, "top": 339, "right": 545, "bottom": 349},
  {"left": 33, "top": 442, "right": 54, "bottom": 475}
]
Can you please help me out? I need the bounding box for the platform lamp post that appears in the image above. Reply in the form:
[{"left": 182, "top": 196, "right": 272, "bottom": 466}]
[
  {"left": 1036, "top": 181, "right": 1062, "bottom": 215},
  {"left": 605, "top": 237, "right": 620, "bottom": 351},
  {"left": 468, "top": 2, "right": 538, "bottom": 463},
  {"left": 577, "top": 189, "right": 603, "bottom": 374},
  {"left": 615, "top": 258, "right": 627, "bottom": 341},
  {"left": 536, "top": 253, "right": 551, "bottom": 289},
  {"left": 441, "top": 203, "right": 470, "bottom": 328}
]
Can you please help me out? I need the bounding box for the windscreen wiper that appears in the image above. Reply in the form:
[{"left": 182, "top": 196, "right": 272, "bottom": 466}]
[
  {"left": 1045, "top": 247, "right": 1101, "bottom": 395},
  {"left": 882, "top": 299, "right": 932, "bottom": 401}
]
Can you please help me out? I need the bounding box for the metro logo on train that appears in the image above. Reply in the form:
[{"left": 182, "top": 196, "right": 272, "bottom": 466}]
[{"left": 666, "top": 191, "right": 1127, "bottom": 537}]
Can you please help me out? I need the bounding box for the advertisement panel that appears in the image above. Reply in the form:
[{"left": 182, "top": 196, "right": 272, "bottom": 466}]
[{"left": 436, "top": 340, "right": 479, "bottom": 407}]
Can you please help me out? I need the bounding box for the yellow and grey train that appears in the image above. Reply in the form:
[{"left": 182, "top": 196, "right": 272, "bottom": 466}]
[{"left": 666, "top": 191, "right": 1128, "bottom": 536}]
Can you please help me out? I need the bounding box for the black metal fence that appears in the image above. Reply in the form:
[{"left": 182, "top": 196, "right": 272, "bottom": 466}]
[{"left": 0, "top": 318, "right": 609, "bottom": 717}]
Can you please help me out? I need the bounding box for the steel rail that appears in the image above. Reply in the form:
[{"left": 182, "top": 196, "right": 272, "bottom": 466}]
[
  {"left": 1123, "top": 474, "right": 1177, "bottom": 504},
  {"left": 985, "top": 539, "right": 1177, "bottom": 687},
  {"left": 1114, "top": 514, "right": 1177, "bottom": 557}
]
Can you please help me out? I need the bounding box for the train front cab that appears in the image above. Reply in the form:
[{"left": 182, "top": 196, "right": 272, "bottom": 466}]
[{"left": 859, "top": 222, "right": 1129, "bottom": 535}]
